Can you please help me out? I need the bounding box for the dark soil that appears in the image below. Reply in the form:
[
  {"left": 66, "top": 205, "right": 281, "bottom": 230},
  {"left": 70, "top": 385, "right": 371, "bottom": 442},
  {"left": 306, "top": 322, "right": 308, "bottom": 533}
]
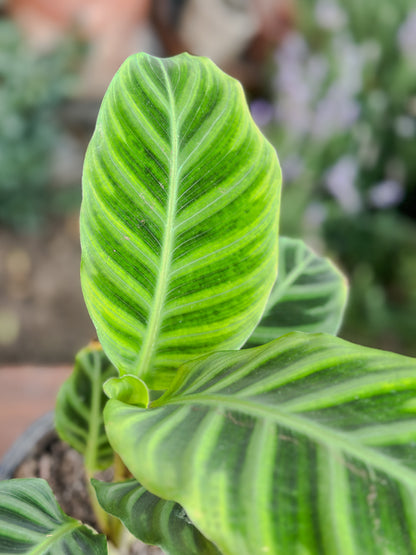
[{"left": 14, "top": 432, "right": 162, "bottom": 554}]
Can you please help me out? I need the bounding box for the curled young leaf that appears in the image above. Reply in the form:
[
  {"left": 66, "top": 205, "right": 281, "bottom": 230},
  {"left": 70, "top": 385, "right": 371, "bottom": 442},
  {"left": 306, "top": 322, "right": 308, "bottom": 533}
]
[{"left": 104, "top": 375, "right": 149, "bottom": 408}]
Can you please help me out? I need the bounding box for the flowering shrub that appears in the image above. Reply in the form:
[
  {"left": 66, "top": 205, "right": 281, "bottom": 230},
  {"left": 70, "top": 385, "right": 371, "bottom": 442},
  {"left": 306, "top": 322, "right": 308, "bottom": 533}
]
[
  {"left": 0, "top": 20, "right": 81, "bottom": 230},
  {"left": 252, "top": 0, "right": 416, "bottom": 354}
]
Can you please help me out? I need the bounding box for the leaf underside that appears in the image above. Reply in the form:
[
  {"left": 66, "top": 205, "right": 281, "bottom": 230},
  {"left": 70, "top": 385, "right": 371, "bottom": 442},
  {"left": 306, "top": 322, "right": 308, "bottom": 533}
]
[
  {"left": 0, "top": 478, "right": 106, "bottom": 554},
  {"left": 93, "top": 478, "right": 220, "bottom": 555},
  {"left": 81, "top": 52, "right": 281, "bottom": 389},
  {"left": 105, "top": 332, "right": 416, "bottom": 555},
  {"left": 55, "top": 343, "right": 117, "bottom": 472},
  {"left": 247, "top": 236, "right": 348, "bottom": 345}
]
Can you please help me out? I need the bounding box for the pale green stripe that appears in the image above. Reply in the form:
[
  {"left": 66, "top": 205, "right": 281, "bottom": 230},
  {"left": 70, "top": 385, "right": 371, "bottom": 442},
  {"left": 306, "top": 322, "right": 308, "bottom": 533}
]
[
  {"left": 351, "top": 420, "right": 416, "bottom": 445},
  {"left": 280, "top": 368, "right": 416, "bottom": 412},
  {"left": 318, "top": 446, "right": 357, "bottom": 555},
  {"left": 241, "top": 419, "right": 277, "bottom": 552},
  {"left": 159, "top": 394, "right": 416, "bottom": 488},
  {"left": 400, "top": 483, "right": 416, "bottom": 552}
]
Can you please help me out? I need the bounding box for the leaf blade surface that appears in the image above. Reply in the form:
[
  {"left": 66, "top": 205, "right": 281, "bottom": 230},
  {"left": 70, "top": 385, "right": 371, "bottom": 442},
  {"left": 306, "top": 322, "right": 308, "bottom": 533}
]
[
  {"left": 104, "top": 332, "right": 416, "bottom": 555},
  {"left": 247, "top": 237, "right": 348, "bottom": 345},
  {"left": 81, "top": 52, "right": 281, "bottom": 388},
  {"left": 0, "top": 478, "right": 107, "bottom": 554},
  {"left": 55, "top": 343, "right": 117, "bottom": 472},
  {"left": 93, "top": 478, "right": 220, "bottom": 555}
]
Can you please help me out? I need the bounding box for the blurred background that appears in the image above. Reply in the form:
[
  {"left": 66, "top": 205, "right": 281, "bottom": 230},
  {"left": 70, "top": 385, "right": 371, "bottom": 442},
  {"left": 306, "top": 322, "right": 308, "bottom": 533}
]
[{"left": 1, "top": 0, "right": 415, "bottom": 364}]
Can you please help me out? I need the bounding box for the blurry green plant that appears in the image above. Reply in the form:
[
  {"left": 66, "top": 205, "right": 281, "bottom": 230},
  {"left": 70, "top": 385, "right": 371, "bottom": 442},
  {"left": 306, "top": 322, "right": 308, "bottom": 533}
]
[
  {"left": 252, "top": 0, "right": 416, "bottom": 355},
  {"left": 0, "top": 19, "right": 81, "bottom": 230}
]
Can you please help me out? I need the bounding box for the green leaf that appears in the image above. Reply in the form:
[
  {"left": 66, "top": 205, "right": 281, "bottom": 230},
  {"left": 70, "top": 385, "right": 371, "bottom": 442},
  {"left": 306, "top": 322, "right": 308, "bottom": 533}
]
[
  {"left": 80, "top": 52, "right": 281, "bottom": 389},
  {"left": 104, "top": 375, "right": 149, "bottom": 408},
  {"left": 55, "top": 342, "right": 117, "bottom": 473},
  {"left": 104, "top": 332, "right": 416, "bottom": 555},
  {"left": 92, "top": 478, "right": 220, "bottom": 555},
  {"left": 0, "top": 478, "right": 107, "bottom": 554},
  {"left": 246, "top": 237, "right": 348, "bottom": 345}
]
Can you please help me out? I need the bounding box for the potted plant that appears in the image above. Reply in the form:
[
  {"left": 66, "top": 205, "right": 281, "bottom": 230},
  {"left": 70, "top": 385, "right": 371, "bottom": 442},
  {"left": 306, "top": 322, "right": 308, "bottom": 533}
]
[{"left": 1, "top": 52, "right": 415, "bottom": 555}]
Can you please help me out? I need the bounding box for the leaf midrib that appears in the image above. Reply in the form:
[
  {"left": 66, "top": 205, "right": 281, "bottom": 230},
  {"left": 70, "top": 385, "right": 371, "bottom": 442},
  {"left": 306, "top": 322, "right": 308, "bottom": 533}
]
[
  {"left": 135, "top": 60, "right": 179, "bottom": 381},
  {"left": 84, "top": 351, "right": 104, "bottom": 473},
  {"left": 29, "top": 520, "right": 81, "bottom": 555},
  {"left": 158, "top": 394, "right": 416, "bottom": 487}
]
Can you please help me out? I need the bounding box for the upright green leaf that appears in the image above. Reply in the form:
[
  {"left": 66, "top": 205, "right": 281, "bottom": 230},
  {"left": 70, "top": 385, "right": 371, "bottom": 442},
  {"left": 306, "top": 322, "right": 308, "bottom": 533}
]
[
  {"left": 247, "top": 237, "right": 348, "bottom": 345},
  {"left": 92, "top": 478, "right": 220, "bottom": 555},
  {"left": 0, "top": 478, "right": 107, "bottom": 554},
  {"left": 81, "top": 52, "right": 281, "bottom": 389},
  {"left": 55, "top": 342, "right": 117, "bottom": 473},
  {"left": 104, "top": 333, "right": 416, "bottom": 555}
]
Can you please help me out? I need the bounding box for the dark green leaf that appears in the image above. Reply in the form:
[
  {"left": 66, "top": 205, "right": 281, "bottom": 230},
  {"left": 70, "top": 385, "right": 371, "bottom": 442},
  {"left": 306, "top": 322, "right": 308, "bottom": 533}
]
[
  {"left": 55, "top": 343, "right": 117, "bottom": 473},
  {"left": 92, "top": 478, "right": 220, "bottom": 555},
  {"left": 247, "top": 237, "right": 348, "bottom": 345},
  {"left": 0, "top": 478, "right": 107, "bottom": 554}
]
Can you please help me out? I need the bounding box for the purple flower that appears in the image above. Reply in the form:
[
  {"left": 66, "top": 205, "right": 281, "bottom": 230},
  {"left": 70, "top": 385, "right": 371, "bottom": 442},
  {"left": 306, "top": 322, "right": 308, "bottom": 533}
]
[
  {"left": 368, "top": 180, "right": 404, "bottom": 208},
  {"left": 250, "top": 99, "right": 274, "bottom": 127}
]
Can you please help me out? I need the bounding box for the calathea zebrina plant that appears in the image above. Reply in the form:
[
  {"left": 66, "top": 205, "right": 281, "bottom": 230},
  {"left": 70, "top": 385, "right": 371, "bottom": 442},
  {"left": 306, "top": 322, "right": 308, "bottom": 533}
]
[{"left": 1, "top": 52, "right": 416, "bottom": 555}]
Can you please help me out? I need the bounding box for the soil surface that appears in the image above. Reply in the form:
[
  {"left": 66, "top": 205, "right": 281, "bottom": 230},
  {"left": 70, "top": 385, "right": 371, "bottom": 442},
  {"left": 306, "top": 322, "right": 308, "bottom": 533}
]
[
  {"left": 14, "top": 432, "right": 163, "bottom": 554},
  {"left": 0, "top": 215, "right": 96, "bottom": 364}
]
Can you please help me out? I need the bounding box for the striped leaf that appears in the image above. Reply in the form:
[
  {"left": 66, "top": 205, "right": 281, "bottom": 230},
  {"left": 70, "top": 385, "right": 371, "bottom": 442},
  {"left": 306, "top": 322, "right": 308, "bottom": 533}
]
[
  {"left": 104, "top": 332, "right": 416, "bottom": 555},
  {"left": 55, "top": 343, "right": 117, "bottom": 473},
  {"left": 246, "top": 237, "right": 348, "bottom": 346},
  {"left": 80, "top": 52, "right": 281, "bottom": 389},
  {"left": 92, "top": 478, "right": 220, "bottom": 555},
  {"left": 0, "top": 478, "right": 106, "bottom": 554}
]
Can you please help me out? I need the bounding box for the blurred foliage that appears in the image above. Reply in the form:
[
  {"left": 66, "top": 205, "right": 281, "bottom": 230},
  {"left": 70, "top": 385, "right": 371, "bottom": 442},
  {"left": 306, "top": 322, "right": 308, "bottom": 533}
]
[
  {"left": 252, "top": 0, "right": 416, "bottom": 355},
  {"left": 0, "top": 19, "right": 82, "bottom": 231},
  {"left": 1, "top": 1, "right": 414, "bottom": 356}
]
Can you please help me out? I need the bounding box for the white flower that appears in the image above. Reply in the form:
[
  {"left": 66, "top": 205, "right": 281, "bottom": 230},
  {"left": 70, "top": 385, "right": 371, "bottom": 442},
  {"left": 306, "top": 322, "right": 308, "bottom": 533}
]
[
  {"left": 398, "top": 11, "right": 416, "bottom": 58},
  {"left": 312, "top": 85, "right": 360, "bottom": 139},
  {"left": 325, "top": 156, "right": 362, "bottom": 213},
  {"left": 315, "top": 0, "right": 347, "bottom": 31},
  {"left": 332, "top": 35, "right": 364, "bottom": 95},
  {"left": 281, "top": 155, "right": 304, "bottom": 183},
  {"left": 304, "top": 202, "right": 327, "bottom": 228},
  {"left": 394, "top": 116, "right": 415, "bottom": 139}
]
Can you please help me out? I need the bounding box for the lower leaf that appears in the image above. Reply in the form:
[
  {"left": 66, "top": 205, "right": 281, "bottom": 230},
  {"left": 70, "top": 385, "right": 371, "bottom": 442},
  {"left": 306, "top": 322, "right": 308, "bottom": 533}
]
[
  {"left": 0, "top": 478, "right": 107, "bottom": 554},
  {"left": 246, "top": 237, "right": 348, "bottom": 344},
  {"left": 92, "top": 478, "right": 220, "bottom": 555},
  {"left": 104, "top": 332, "right": 416, "bottom": 555},
  {"left": 55, "top": 342, "right": 118, "bottom": 473}
]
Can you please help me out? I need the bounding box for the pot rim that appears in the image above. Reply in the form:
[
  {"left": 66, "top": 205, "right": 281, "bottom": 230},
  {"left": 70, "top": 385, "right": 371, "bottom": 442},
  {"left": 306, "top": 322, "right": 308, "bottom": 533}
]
[{"left": 0, "top": 411, "right": 55, "bottom": 480}]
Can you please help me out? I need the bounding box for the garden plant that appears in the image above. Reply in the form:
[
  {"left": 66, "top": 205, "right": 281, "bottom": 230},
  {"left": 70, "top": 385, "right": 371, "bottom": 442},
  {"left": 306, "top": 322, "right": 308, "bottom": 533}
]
[
  {"left": 1, "top": 52, "right": 416, "bottom": 554},
  {"left": 0, "top": 19, "right": 81, "bottom": 231},
  {"left": 258, "top": 0, "right": 416, "bottom": 355}
]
